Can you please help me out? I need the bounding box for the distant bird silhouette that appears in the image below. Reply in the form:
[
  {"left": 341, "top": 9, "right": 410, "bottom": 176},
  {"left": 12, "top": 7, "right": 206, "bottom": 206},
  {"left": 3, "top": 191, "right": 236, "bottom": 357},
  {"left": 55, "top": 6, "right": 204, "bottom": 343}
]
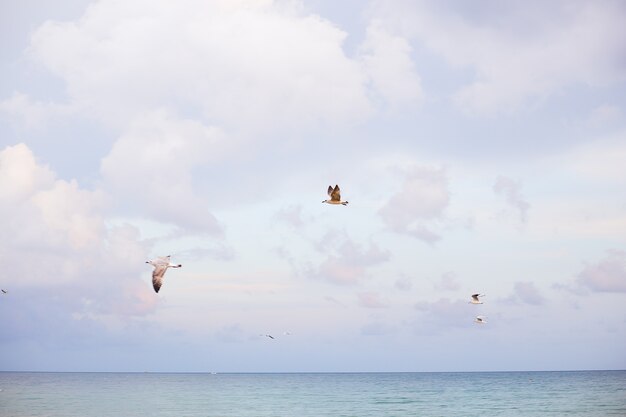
[
  {"left": 146, "top": 256, "right": 182, "bottom": 293},
  {"left": 1, "top": 289, "right": 7, "bottom": 294},
  {"left": 469, "top": 293, "right": 484, "bottom": 304},
  {"left": 474, "top": 316, "right": 487, "bottom": 324},
  {"left": 322, "top": 185, "right": 348, "bottom": 205},
  {"left": 261, "top": 334, "right": 275, "bottom": 340}
]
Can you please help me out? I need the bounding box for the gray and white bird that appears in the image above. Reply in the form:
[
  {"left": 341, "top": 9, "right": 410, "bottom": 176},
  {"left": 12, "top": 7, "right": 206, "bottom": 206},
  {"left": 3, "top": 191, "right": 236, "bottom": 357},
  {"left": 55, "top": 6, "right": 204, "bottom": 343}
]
[
  {"left": 469, "top": 293, "right": 485, "bottom": 304},
  {"left": 474, "top": 316, "right": 487, "bottom": 324},
  {"left": 322, "top": 185, "right": 348, "bottom": 205},
  {"left": 146, "top": 256, "right": 182, "bottom": 293},
  {"left": 1, "top": 289, "right": 7, "bottom": 294}
]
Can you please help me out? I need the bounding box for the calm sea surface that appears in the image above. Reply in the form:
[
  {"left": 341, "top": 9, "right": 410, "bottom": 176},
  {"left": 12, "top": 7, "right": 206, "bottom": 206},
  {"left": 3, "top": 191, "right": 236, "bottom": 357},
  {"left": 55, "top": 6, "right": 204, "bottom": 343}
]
[{"left": 0, "top": 371, "right": 624, "bottom": 416}]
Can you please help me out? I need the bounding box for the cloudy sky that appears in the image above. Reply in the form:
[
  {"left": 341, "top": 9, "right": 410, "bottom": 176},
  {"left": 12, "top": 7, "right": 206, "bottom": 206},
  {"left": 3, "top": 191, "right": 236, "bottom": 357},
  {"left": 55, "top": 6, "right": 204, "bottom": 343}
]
[{"left": 1, "top": 0, "right": 625, "bottom": 372}]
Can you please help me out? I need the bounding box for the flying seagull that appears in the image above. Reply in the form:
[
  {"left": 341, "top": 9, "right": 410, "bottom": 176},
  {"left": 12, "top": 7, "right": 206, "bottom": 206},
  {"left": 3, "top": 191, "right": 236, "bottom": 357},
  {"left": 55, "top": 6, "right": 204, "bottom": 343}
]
[
  {"left": 474, "top": 316, "right": 487, "bottom": 324},
  {"left": 469, "top": 293, "right": 485, "bottom": 304},
  {"left": 322, "top": 185, "right": 348, "bottom": 206},
  {"left": 1, "top": 289, "right": 7, "bottom": 294},
  {"left": 261, "top": 334, "right": 275, "bottom": 340},
  {"left": 146, "top": 255, "right": 182, "bottom": 293}
]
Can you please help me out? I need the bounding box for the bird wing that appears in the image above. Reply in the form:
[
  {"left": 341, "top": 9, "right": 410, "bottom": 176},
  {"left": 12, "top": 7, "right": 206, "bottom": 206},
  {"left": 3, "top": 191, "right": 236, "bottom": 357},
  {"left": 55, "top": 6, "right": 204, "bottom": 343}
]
[
  {"left": 330, "top": 185, "right": 341, "bottom": 201},
  {"left": 152, "top": 264, "right": 168, "bottom": 293},
  {"left": 327, "top": 185, "right": 334, "bottom": 196},
  {"left": 471, "top": 294, "right": 480, "bottom": 301}
]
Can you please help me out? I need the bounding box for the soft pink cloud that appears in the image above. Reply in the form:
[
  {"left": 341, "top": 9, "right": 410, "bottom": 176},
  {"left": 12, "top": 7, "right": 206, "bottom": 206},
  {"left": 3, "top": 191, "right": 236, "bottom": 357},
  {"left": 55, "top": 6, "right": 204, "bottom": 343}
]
[
  {"left": 578, "top": 250, "right": 626, "bottom": 293},
  {"left": 0, "top": 143, "right": 156, "bottom": 318},
  {"left": 379, "top": 165, "right": 449, "bottom": 243},
  {"left": 357, "top": 292, "right": 389, "bottom": 309},
  {"left": 306, "top": 231, "right": 390, "bottom": 285}
]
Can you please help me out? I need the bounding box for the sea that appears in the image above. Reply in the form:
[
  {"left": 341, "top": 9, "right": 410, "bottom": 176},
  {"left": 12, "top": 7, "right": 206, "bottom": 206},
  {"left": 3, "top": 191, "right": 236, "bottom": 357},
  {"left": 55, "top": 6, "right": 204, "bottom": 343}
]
[{"left": 0, "top": 371, "right": 624, "bottom": 416}]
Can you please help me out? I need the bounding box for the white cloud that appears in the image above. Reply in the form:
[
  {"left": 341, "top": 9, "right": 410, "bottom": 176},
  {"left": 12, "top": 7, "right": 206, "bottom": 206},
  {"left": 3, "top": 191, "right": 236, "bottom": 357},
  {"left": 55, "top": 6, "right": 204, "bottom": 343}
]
[
  {"left": 29, "top": 0, "right": 372, "bottom": 130},
  {"left": 0, "top": 143, "right": 55, "bottom": 203},
  {"left": 358, "top": 20, "right": 422, "bottom": 110},
  {"left": 370, "top": 0, "right": 626, "bottom": 114},
  {"left": 0, "top": 92, "right": 74, "bottom": 130},
  {"left": 493, "top": 175, "right": 530, "bottom": 224},
  {"left": 559, "top": 130, "right": 626, "bottom": 183},
  {"left": 306, "top": 230, "right": 390, "bottom": 285},
  {"left": 0, "top": 143, "right": 155, "bottom": 317},
  {"left": 578, "top": 250, "right": 626, "bottom": 293},
  {"left": 100, "top": 109, "right": 224, "bottom": 235},
  {"left": 378, "top": 165, "right": 449, "bottom": 243}
]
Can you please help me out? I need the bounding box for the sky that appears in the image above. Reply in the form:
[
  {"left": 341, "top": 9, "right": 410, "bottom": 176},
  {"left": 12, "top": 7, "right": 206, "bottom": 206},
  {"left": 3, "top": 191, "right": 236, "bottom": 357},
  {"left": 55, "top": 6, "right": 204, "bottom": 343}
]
[{"left": 0, "top": 0, "right": 625, "bottom": 373}]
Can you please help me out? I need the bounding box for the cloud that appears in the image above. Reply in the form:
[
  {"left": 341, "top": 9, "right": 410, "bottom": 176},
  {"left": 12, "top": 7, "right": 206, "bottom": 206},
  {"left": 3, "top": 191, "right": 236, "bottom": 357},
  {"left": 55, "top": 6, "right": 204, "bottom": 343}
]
[
  {"left": 414, "top": 298, "right": 473, "bottom": 332},
  {"left": 175, "top": 244, "right": 236, "bottom": 262},
  {"left": 0, "top": 92, "right": 74, "bottom": 130},
  {"left": 434, "top": 271, "right": 460, "bottom": 292},
  {"left": 511, "top": 281, "right": 545, "bottom": 306},
  {"left": 357, "top": 292, "right": 388, "bottom": 309},
  {"left": 559, "top": 130, "right": 626, "bottom": 183},
  {"left": 273, "top": 205, "right": 306, "bottom": 229},
  {"left": 358, "top": 20, "right": 422, "bottom": 110},
  {"left": 394, "top": 275, "right": 413, "bottom": 291},
  {"left": 100, "top": 110, "right": 224, "bottom": 235},
  {"left": 493, "top": 175, "right": 530, "bottom": 223},
  {"left": 378, "top": 165, "right": 449, "bottom": 243},
  {"left": 369, "top": 1, "right": 626, "bottom": 114},
  {"left": 28, "top": 0, "right": 373, "bottom": 130},
  {"left": 578, "top": 250, "right": 626, "bottom": 293},
  {"left": 0, "top": 143, "right": 155, "bottom": 318},
  {"left": 306, "top": 230, "right": 390, "bottom": 285}
]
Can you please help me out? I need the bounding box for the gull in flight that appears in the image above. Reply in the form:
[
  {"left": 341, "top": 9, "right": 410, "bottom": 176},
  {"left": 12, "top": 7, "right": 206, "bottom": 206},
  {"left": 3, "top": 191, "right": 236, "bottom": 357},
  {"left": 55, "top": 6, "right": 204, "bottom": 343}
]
[
  {"left": 469, "top": 293, "right": 485, "bottom": 304},
  {"left": 261, "top": 334, "right": 275, "bottom": 340},
  {"left": 474, "top": 316, "right": 487, "bottom": 324},
  {"left": 1, "top": 289, "right": 7, "bottom": 295},
  {"left": 146, "top": 255, "right": 182, "bottom": 293},
  {"left": 322, "top": 185, "right": 348, "bottom": 205}
]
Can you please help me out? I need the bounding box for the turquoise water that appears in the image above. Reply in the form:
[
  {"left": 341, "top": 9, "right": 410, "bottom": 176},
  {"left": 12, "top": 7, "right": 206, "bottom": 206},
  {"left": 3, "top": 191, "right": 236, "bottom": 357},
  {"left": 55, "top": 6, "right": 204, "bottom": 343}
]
[{"left": 1, "top": 371, "right": 624, "bottom": 416}]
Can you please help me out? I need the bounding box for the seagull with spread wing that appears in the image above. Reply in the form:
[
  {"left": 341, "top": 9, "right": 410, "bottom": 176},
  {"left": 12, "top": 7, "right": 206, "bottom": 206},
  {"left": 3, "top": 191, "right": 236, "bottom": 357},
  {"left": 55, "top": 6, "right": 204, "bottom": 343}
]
[
  {"left": 146, "top": 255, "right": 182, "bottom": 293},
  {"left": 322, "top": 184, "right": 349, "bottom": 205},
  {"left": 469, "top": 293, "right": 485, "bottom": 304}
]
